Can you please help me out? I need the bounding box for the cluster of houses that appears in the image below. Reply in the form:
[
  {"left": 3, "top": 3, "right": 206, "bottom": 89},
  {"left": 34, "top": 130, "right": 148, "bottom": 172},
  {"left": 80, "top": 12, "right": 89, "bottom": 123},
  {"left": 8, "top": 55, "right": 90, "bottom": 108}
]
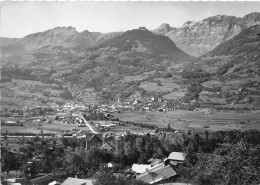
[
  {"left": 132, "top": 152, "right": 186, "bottom": 184},
  {"left": 3, "top": 150, "right": 186, "bottom": 185},
  {"left": 3, "top": 175, "right": 93, "bottom": 185}
]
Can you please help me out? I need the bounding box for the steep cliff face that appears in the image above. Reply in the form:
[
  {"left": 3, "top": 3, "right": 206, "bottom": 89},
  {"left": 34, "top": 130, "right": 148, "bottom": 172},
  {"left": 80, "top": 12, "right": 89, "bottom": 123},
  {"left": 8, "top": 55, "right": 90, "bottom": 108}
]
[
  {"left": 197, "top": 25, "right": 260, "bottom": 76},
  {"left": 153, "top": 12, "right": 260, "bottom": 57}
]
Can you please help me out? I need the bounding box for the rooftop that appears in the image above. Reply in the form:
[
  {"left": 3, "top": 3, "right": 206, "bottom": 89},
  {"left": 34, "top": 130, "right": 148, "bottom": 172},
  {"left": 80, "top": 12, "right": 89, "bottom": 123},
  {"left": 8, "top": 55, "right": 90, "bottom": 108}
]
[
  {"left": 136, "top": 165, "right": 176, "bottom": 184},
  {"left": 30, "top": 175, "right": 54, "bottom": 185},
  {"left": 61, "top": 177, "right": 93, "bottom": 185},
  {"left": 167, "top": 152, "right": 186, "bottom": 161},
  {"left": 132, "top": 164, "right": 152, "bottom": 174}
]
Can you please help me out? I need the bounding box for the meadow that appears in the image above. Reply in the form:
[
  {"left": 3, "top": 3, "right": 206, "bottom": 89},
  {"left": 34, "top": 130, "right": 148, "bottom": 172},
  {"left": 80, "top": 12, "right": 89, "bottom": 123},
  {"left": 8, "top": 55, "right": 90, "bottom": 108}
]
[
  {"left": 1, "top": 119, "right": 153, "bottom": 135},
  {"left": 1, "top": 121, "right": 90, "bottom": 135},
  {"left": 115, "top": 110, "right": 260, "bottom": 131},
  {"left": 2, "top": 110, "right": 260, "bottom": 136}
]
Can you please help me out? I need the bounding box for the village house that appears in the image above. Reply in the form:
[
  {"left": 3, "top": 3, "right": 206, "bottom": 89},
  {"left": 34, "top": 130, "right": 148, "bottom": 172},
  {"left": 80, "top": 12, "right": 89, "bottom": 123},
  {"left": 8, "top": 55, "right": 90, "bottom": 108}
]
[
  {"left": 132, "top": 164, "right": 152, "bottom": 174},
  {"left": 165, "top": 152, "right": 186, "bottom": 166},
  {"left": 30, "top": 175, "right": 54, "bottom": 185},
  {"left": 61, "top": 177, "right": 93, "bottom": 185},
  {"left": 136, "top": 165, "right": 176, "bottom": 184},
  {"left": 85, "top": 133, "right": 102, "bottom": 150},
  {"left": 100, "top": 143, "right": 115, "bottom": 153}
]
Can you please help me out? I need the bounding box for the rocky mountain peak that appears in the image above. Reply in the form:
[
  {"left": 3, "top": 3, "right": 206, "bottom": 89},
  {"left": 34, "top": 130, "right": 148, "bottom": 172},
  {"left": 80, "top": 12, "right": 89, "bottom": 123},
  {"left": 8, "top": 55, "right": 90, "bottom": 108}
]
[
  {"left": 153, "top": 23, "right": 175, "bottom": 35},
  {"left": 161, "top": 12, "right": 260, "bottom": 57},
  {"left": 243, "top": 12, "right": 260, "bottom": 20},
  {"left": 182, "top": 21, "right": 196, "bottom": 27},
  {"left": 242, "top": 12, "right": 260, "bottom": 25},
  {"left": 49, "top": 26, "right": 78, "bottom": 35}
]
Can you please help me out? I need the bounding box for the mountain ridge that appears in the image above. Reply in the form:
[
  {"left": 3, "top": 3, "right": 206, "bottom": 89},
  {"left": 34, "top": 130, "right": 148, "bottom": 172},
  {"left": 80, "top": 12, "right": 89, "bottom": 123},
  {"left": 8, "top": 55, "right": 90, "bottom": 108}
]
[
  {"left": 153, "top": 12, "right": 260, "bottom": 56},
  {"left": 2, "top": 12, "right": 260, "bottom": 58},
  {"left": 2, "top": 12, "right": 260, "bottom": 108}
]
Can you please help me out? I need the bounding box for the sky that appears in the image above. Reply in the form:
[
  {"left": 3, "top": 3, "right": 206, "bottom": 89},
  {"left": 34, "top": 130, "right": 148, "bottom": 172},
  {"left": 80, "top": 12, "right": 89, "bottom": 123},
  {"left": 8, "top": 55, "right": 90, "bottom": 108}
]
[{"left": 1, "top": 1, "right": 260, "bottom": 38}]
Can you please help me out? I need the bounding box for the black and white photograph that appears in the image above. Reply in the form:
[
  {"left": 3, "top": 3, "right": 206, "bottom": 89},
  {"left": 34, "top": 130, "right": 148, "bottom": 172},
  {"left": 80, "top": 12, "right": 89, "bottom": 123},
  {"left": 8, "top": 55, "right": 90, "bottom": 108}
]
[{"left": 1, "top": 1, "right": 260, "bottom": 185}]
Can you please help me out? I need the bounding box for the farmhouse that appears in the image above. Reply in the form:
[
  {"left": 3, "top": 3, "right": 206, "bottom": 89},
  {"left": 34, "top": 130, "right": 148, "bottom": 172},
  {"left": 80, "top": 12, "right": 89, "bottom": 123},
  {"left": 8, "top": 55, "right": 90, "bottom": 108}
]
[
  {"left": 166, "top": 152, "right": 186, "bottom": 166},
  {"left": 61, "top": 177, "right": 93, "bottom": 185},
  {"left": 30, "top": 175, "right": 54, "bottom": 185},
  {"left": 136, "top": 165, "right": 176, "bottom": 184},
  {"left": 132, "top": 164, "right": 152, "bottom": 174},
  {"left": 85, "top": 133, "right": 102, "bottom": 150},
  {"left": 100, "top": 143, "right": 115, "bottom": 153}
]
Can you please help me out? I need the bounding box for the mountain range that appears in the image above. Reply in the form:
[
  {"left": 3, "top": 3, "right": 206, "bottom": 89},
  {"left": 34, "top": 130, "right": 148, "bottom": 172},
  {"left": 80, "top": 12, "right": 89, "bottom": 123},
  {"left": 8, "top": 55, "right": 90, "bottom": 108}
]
[
  {"left": 1, "top": 12, "right": 260, "bottom": 109},
  {"left": 2, "top": 12, "right": 260, "bottom": 59},
  {"left": 153, "top": 12, "right": 260, "bottom": 56}
]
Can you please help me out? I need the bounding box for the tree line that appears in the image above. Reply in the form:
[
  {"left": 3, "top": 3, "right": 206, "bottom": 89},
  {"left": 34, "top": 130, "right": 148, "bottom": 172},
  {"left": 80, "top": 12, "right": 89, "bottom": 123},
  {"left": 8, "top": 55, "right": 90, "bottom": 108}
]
[{"left": 1, "top": 129, "right": 260, "bottom": 184}]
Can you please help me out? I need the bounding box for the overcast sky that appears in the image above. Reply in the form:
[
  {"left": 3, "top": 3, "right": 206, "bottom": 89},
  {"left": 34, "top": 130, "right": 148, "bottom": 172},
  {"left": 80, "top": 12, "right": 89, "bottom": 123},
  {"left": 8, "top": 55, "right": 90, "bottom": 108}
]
[{"left": 1, "top": 1, "right": 260, "bottom": 38}]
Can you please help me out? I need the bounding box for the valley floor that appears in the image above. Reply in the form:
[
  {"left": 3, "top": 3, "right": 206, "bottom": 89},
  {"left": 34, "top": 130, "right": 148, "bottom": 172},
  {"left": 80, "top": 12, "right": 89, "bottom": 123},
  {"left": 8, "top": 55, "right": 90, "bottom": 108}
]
[{"left": 113, "top": 110, "right": 260, "bottom": 131}]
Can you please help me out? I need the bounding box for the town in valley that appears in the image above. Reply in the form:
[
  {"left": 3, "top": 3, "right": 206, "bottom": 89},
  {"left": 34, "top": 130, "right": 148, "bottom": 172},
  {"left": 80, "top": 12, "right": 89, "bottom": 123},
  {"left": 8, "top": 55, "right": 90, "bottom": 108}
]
[{"left": 1, "top": 2, "right": 260, "bottom": 185}]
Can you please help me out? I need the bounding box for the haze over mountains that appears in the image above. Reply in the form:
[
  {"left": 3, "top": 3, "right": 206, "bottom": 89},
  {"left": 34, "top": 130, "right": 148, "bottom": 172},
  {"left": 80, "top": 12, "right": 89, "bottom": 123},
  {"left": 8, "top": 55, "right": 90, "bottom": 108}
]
[{"left": 1, "top": 12, "right": 260, "bottom": 109}]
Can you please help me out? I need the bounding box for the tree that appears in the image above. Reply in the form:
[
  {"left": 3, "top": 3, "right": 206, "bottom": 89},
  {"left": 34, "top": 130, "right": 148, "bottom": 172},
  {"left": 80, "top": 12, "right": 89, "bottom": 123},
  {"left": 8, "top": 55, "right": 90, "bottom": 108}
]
[
  {"left": 124, "top": 141, "right": 138, "bottom": 165},
  {"left": 63, "top": 151, "right": 87, "bottom": 178},
  {"left": 191, "top": 141, "right": 260, "bottom": 185},
  {"left": 1, "top": 152, "right": 16, "bottom": 175},
  {"left": 21, "top": 161, "right": 38, "bottom": 179},
  {"left": 93, "top": 170, "right": 149, "bottom": 185},
  {"left": 93, "top": 171, "right": 117, "bottom": 185}
]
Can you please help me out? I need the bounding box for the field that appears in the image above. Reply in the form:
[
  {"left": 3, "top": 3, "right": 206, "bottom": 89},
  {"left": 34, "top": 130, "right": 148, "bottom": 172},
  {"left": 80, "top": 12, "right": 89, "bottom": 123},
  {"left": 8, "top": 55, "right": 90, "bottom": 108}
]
[
  {"left": 1, "top": 121, "right": 91, "bottom": 135},
  {"left": 140, "top": 82, "right": 180, "bottom": 92},
  {"left": 2, "top": 110, "right": 260, "bottom": 136},
  {"left": 1, "top": 119, "right": 153, "bottom": 135},
  {"left": 0, "top": 79, "right": 67, "bottom": 108},
  {"left": 114, "top": 110, "right": 260, "bottom": 131},
  {"left": 123, "top": 75, "right": 147, "bottom": 82},
  {"left": 201, "top": 80, "right": 223, "bottom": 88},
  {"left": 162, "top": 91, "right": 186, "bottom": 100}
]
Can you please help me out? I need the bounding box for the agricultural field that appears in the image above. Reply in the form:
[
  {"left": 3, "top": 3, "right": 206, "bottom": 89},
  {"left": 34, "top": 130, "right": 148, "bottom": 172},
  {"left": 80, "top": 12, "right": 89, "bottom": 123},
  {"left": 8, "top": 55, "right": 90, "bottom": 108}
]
[
  {"left": 162, "top": 91, "right": 186, "bottom": 100},
  {"left": 139, "top": 81, "right": 180, "bottom": 93},
  {"left": 0, "top": 118, "right": 153, "bottom": 136},
  {"left": 201, "top": 80, "right": 223, "bottom": 88},
  {"left": 114, "top": 110, "right": 260, "bottom": 131},
  {"left": 0, "top": 79, "right": 68, "bottom": 108},
  {"left": 122, "top": 74, "right": 148, "bottom": 82},
  {"left": 1, "top": 120, "right": 90, "bottom": 135}
]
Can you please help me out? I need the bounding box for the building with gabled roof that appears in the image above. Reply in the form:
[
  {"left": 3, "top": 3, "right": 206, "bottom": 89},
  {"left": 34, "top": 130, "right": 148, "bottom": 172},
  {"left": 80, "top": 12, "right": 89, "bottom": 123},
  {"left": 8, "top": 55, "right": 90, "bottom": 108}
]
[
  {"left": 85, "top": 133, "right": 102, "bottom": 150},
  {"left": 132, "top": 164, "right": 152, "bottom": 174},
  {"left": 100, "top": 143, "right": 115, "bottom": 153},
  {"left": 30, "top": 175, "right": 54, "bottom": 185},
  {"left": 61, "top": 177, "right": 93, "bottom": 185},
  {"left": 167, "top": 152, "right": 186, "bottom": 162},
  {"left": 136, "top": 165, "right": 176, "bottom": 184}
]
